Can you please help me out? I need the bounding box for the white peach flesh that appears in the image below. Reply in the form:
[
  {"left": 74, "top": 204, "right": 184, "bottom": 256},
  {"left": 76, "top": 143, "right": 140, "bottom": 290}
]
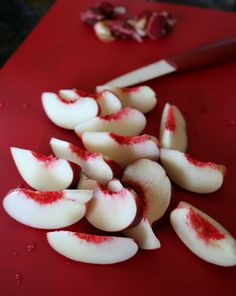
[
  {"left": 74, "top": 107, "right": 146, "bottom": 136},
  {"left": 11, "top": 147, "right": 80, "bottom": 191},
  {"left": 160, "top": 149, "right": 226, "bottom": 193},
  {"left": 3, "top": 188, "right": 93, "bottom": 229},
  {"left": 86, "top": 179, "right": 140, "bottom": 232},
  {"left": 41, "top": 92, "right": 98, "bottom": 129},
  {"left": 160, "top": 103, "right": 187, "bottom": 152},
  {"left": 50, "top": 138, "right": 120, "bottom": 185},
  {"left": 122, "top": 159, "right": 171, "bottom": 224},
  {"left": 171, "top": 202, "right": 236, "bottom": 267},
  {"left": 47, "top": 231, "right": 138, "bottom": 264},
  {"left": 81, "top": 132, "right": 159, "bottom": 167}
]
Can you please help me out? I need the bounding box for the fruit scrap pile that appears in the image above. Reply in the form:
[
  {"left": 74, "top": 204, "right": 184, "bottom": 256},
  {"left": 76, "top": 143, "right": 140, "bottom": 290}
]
[
  {"left": 3, "top": 85, "right": 236, "bottom": 266},
  {"left": 81, "top": 2, "right": 176, "bottom": 42}
]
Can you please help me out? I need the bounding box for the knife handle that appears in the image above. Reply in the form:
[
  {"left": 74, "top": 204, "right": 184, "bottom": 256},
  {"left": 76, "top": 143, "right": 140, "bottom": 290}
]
[{"left": 167, "top": 37, "right": 236, "bottom": 71}]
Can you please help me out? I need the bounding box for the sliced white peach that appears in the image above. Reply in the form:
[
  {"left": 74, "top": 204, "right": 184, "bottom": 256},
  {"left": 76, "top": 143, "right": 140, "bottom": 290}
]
[
  {"left": 122, "top": 159, "right": 171, "bottom": 224},
  {"left": 86, "top": 179, "right": 142, "bottom": 232},
  {"left": 59, "top": 89, "right": 97, "bottom": 101},
  {"left": 3, "top": 188, "right": 93, "bottom": 229},
  {"left": 81, "top": 132, "right": 159, "bottom": 167},
  {"left": 77, "top": 173, "right": 99, "bottom": 190},
  {"left": 160, "top": 103, "right": 187, "bottom": 152},
  {"left": 96, "top": 90, "right": 122, "bottom": 115},
  {"left": 123, "top": 218, "right": 161, "bottom": 250},
  {"left": 50, "top": 138, "right": 121, "bottom": 185},
  {"left": 11, "top": 147, "right": 80, "bottom": 191},
  {"left": 59, "top": 89, "right": 121, "bottom": 115},
  {"left": 74, "top": 107, "right": 146, "bottom": 136},
  {"left": 160, "top": 149, "right": 226, "bottom": 193},
  {"left": 94, "top": 21, "right": 115, "bottom": 42},
  {"left": 171, "top": 202, "right": 236, "bottom": 267},
  {"left": 96, "top": 85, "right": 157, "bottom": 113},
  {"left": 41, "top": 92, "right": 98, "bottom": 129},
  {"left": 47, "top": 231, "right": 138, "bottom": 264}
]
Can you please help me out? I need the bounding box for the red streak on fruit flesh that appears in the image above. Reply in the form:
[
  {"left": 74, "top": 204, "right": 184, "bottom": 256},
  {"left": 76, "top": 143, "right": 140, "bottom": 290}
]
[
  {"left": 185, "top": 154, "right": 218, "bottom": 169},
  {"left": 75, "top": 89, "right": 98, "bottom": 99},
  {"left": 100, "top": 107, "right": 130, "bottom": 121},
  {"left": 20, "top": 188, "right": 63, "bottom": 204},
  {"left": 31, "top": 151, "right": 57, "bottom": 165},
  {"left": 165, "top": 105, "right": 176, "bottom": 131},
  {"left": 74, "top": 233, "right": 112, "bottom": 244},
  {"left": 57, "top": 95, "right": 77, "bottom": 104},
  {"left": 69, "top": 143, "right": 97, "bottom": 161},
  {"left": 109, "top": 133, "right": 147, "bottom": 145},
  {"left": 188, "top": 208, "right": 225, "bottom": 243},
  {"left": 122, "top": 86, "right": 140, "bottom": 93},
  {"left": 98, "top": 184, "right": 126, "bottom": 198}
]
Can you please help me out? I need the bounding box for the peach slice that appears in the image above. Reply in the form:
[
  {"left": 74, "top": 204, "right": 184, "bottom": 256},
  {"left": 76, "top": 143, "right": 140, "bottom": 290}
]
[
  {"left": 96, "top": 85, "right": 157, "bottom": 113},
  {"left": 86, "top": 179, "right": 142, "bottom": 232},
  {"left": 50, "top": 138, "right": 121, "bottom": 185},
  {"left": 3, "top": 188, "right": 93, "bottom": 229},
  {"left": 122, "top": 159, "right": 171, "bottom": 224},
  {"left": 47, "top": 231, "right": 138, "bottom": 264},
  {"left": 41, "top": 92, "right": 98, "bottom": 129},
  {"left": 81, "top": 132, "right": 159, "bottom": 167},
  {"left": 59, "top": 89, "right": 122, "bottom": 115},
  {"left": 94, "top": 21, "right": 115, "bottom": 42},
  {"left": 160, "top": 149, "right": 226, "bottom": 193},
  {"left": 123, "top": 218, "right": 161, "bottom": 250},
  {"left": 11, "top": 147, "right": 80, "bottom": 191},
  {"left": 77, "top": 173, "right": 99, "bottom": 190},
  {"left": 96, "top": 90, "right": 122, "bottom": 115},
  {"left": 74, "top": 107, "right": 146, "bottom": 136},
  {"left": 170, "top": 202, "right": 236, "bottom": 267},
  {"left": 159, "top": 103, "right": 187, "bottom": 152}
]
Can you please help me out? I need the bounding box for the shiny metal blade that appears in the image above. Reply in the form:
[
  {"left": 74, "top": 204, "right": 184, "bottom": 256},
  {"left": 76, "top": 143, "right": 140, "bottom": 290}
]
[{"left": 104, "top": 59, "right": 176, "bottom": 87}]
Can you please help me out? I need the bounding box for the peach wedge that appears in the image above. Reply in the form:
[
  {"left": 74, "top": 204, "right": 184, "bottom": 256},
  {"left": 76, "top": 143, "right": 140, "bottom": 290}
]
[
  {"left": 42, "top": 92, "right": 98, "bottom": 129},
  {"left": 3, "top": 188, "right": 92, "bottom": 229},
  {"left": 160, "top": 149, "right": 226, "bottom": 194},
  {"left": 50, "top": 138, "right": 121, "bottom": 185},
  {"left": 86, "top": 179, "right": 142, "bottom": 232},
  {"left": 74, "top": 107, "right": 146, "bottom": 136},
  {"left": 122, "top": 159, "right": 171, "bottom": 224},
  {"left": 160, "top": 103, "right": 187, "bottom": 152},
  {"left": 47, "top": 231, "right": 138, "bottom": 264},
  {"left": 171, "top": 202, "right": 236, "bottom": 267},
  {"left": 96, "top": 85, "right": 157, "bottom": 113},
  {"left": 11, "top": 147, "right": 80, "bottom": 191},
  {"left": 81, "top": 132, "right": 159, "bottom": 167}
]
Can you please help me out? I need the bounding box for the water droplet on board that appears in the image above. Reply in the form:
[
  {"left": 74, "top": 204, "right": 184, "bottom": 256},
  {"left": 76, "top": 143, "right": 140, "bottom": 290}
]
[
  {"left": 27, "top": 243, "right": 36, "bottom": 252},
  {"left": 15, "top": 273, "right": 22, "bottom": 286},
  {"left": 0, "top": 102, "right": 5, "bottom": 109},
  {"left": 13, "top": 251, "right": 19, "bottom": 256},
  {"left": 22, "top": 102, "right": 30, "bottom": 108}
]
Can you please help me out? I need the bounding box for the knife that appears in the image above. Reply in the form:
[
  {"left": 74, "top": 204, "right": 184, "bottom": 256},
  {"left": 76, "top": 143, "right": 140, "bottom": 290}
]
[{"left": 104, "top": 37, "right": 236, "bottom": 87}]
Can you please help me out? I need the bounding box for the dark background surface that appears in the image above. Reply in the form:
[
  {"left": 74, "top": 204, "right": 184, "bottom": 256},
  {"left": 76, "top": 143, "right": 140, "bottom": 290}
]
[{"left": 0, "top": 0, "right": 236, "bottom": 67}]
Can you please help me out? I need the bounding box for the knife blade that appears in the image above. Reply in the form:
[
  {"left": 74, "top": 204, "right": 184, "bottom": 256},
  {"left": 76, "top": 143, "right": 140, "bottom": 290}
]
[{"left": 104, "top": 36, "right": 236, "bottom": 87}]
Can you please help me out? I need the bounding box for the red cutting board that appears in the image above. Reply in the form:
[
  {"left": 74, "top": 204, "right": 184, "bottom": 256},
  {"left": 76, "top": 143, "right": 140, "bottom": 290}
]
[{"left": 0, "top": 1, "right": 236, "bottom": 295}]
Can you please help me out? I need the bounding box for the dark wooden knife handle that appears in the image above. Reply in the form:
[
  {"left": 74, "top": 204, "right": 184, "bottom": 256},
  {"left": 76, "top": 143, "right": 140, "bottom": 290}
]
[{"left": 166, "top": 37, "right": 236, "bottom": 71}]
